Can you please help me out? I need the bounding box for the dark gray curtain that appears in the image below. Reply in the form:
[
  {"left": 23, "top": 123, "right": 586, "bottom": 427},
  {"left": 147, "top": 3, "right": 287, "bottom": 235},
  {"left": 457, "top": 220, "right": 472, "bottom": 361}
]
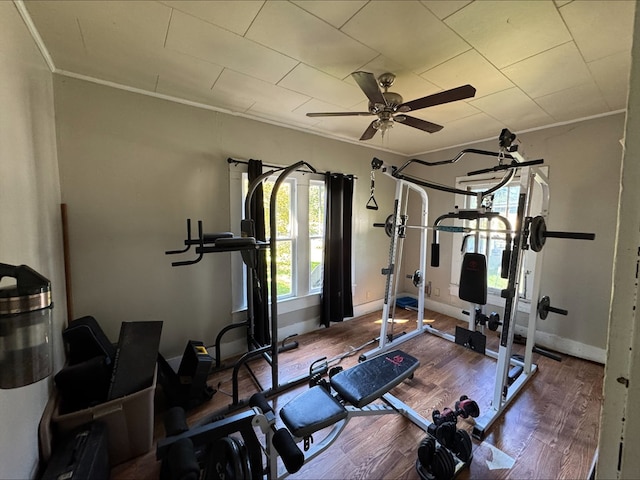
[
  {"left": 321, "top": 173, "right": 354, "bottom": 326},
  {"left": 248, "top": 159, "right": 270, "bottom": 345}
]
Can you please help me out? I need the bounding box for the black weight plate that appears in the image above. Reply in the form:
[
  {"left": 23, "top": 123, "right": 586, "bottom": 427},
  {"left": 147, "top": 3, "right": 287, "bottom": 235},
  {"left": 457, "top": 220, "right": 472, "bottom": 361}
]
[
  {"left": 432, "top": 446, "right": 456, "bottom": 480},
  {"left": 454, "top": 429, "right": 473, "bottom": 462},
  {"left": 385, "top": 214, "right": 394, "bottom": 237},
  {"left": 530, "top": 216, "right": 546, "bottom": 252},
  {"left": 204, "top": 437, "right": 247, "bottom": 480},
  {"left": 417, "top": 436, "right": 436, "bottom": 468}
]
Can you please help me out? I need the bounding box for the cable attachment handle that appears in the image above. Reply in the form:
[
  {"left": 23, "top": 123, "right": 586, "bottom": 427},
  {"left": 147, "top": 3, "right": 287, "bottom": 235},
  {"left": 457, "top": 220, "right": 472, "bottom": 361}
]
[{"left": 366, "top": 169, "right": 378, "bottom": 210}]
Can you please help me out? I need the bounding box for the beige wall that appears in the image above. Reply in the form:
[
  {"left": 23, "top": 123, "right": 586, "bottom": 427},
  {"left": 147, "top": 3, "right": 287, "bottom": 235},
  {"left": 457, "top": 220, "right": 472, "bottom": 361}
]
[
  {"left": 53, "top": 75, "right": 405, "bottom": 359},
  {"left": 398, "top": 114, "right": 624, "bottom": 362},
  {"left": 0, "top": 3, "right": 66, "bottom": 478}
]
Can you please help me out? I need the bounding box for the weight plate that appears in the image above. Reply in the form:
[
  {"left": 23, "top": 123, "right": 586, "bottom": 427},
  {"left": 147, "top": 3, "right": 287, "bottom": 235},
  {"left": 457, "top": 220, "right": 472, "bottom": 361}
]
[
  {"left": 453, "top": 429, "right": 473, "bottom": 463},
  {"left": 538, "top": 295, "right": 551, "bottom": 320},
  {"left": 204, "top": 437, "right": 250, "bottom": 480},
  {"left": 385, "top": 214, "right": 394, "bottom": 237},
  {"left": 432, "top": 446, "right": 456, "bottom": 480},
  {"left": 417, "top": 436, "right": 436, "bottom": 468},
  {"left": 530, "top": 216, "right": 546, "bottom": 252}
]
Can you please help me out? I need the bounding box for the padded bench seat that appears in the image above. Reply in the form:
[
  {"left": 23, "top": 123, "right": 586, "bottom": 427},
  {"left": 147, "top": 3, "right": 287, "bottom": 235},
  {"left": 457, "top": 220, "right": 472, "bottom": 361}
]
[{"left": 280, "top": 386, "right": 347, "bottom": 438}]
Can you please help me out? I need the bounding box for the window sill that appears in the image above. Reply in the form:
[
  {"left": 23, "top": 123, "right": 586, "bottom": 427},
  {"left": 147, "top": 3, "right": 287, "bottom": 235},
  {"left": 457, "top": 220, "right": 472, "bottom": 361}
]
[{"left": 232, "top": 292, "right": 321, "bottom": 316}]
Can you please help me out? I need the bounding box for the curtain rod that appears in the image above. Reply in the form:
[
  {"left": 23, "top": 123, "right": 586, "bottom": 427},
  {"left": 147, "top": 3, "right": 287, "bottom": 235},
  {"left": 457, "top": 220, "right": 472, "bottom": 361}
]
[{"left": 227, "top": 157, "right": 357, "bottom": 179}]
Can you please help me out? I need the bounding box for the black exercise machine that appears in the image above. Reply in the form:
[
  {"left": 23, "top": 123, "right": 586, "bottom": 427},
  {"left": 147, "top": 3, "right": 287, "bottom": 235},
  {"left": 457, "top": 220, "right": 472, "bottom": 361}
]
[
  {"left": 157, "top": 350, "right": 479, "bottom": 480},
  {"left": 165, "top": 161, "right": 319, "bottom": 412}
]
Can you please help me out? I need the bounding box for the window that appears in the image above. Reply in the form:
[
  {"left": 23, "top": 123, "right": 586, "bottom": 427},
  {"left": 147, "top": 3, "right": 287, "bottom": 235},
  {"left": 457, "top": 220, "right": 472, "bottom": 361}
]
[
  {"left": 230, "top": 164, "right": 326, "bottom": 312},
  {"left": 450, "top": 169, "right": 547, "bottom": 308}
]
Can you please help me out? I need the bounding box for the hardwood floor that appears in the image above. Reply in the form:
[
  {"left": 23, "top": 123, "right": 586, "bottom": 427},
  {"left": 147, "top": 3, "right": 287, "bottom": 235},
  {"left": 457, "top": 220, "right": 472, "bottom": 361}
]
[{"left": 111, "top": 309, "right": 603, "bottom": 479}]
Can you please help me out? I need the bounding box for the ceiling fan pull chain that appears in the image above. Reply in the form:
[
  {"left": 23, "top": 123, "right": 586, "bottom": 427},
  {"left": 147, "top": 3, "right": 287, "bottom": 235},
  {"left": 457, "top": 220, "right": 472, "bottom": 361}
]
[{"left": 366, "top": 170, "right": 379, "bottom": 210}]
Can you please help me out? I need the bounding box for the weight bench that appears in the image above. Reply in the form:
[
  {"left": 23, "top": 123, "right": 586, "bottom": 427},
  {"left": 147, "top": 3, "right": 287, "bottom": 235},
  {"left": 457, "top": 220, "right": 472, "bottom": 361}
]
[
  {"left": 280, "top": 350, "right": 419, "bottom": 439},
  {"left": 157, "top": 350, "right": 472, "bottom": 480}
]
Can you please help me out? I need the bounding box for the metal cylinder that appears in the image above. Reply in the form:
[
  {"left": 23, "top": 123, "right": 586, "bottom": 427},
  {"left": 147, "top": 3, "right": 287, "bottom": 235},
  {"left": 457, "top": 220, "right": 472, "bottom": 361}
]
[{"left": 0, "top": 263, "right": 53, "bottom": 389}]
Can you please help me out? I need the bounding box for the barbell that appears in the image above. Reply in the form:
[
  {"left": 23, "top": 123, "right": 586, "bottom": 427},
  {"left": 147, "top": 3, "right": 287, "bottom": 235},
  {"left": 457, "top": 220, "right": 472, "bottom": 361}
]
[{"left": 374, "top": 214, "right": 595, "bottom": 252}]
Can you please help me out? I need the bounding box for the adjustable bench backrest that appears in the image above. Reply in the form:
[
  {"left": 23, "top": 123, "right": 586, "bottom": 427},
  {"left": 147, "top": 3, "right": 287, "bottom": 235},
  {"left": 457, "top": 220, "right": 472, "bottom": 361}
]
[{"left": 330, "top": 350, "right": 419, "bottom": 408}]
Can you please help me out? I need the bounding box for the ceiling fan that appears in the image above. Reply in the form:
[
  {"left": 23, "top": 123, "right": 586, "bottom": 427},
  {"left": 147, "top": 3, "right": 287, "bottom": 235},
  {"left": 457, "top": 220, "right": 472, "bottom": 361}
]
[{"left": 306, "top": 71, "right": 476, "bottom": 141}]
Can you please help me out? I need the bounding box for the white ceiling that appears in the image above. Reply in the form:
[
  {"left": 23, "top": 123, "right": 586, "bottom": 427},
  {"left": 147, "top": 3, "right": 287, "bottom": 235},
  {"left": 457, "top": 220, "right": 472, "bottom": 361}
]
[{"left": 21, "top": 0, "right": 635, "bottom": 156}]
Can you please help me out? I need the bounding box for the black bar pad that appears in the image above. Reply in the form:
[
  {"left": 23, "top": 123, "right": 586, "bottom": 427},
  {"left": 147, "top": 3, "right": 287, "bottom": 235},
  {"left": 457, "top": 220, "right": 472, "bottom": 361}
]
[
  {"left": 164, "top": 407, "right": 189, "bottom": 436},
  {"left": 280, "top": 386, "right": 347, "bottom": 438},
  {"left": 273, "top": 428, "right": 305, "bottom": 474},
  {"left": 330, "top": 350, "right": 419, "bottom": 408},
  {"left": 167, "top": 438, "right": 199, "bottom": 480},
  {"left": 459, "top": 253, "right": 487, "bottom": 305},
  {"left": 501, "top": 249, "right": 510, "bottom": 279},
  {"left": 431, "top": 243, "right": 440, "bottom": 267},
  {"left": 249, "top": 392, "right": 273, "bottom": 415},
  {"left": 215, "top": 237, "right": 256, "bottom": 247},
  {"left": 201, "top": 232, "right": 233, "bottom": 244}
]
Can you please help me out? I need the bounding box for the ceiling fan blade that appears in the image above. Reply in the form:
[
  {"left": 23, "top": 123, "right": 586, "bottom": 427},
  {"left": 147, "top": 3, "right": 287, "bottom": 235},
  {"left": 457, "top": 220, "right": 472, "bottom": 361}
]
[
  {"left": 399, "top": 84, "right": 476, "bottom": 112},
  {"left": 396, "top": 115, "right": 443, "bottom": 133},
  {"left": 306, "top": 111, "right": 372, "bottom": 117},
  {"left": 360, "top": 121, "right": 379, "bottom": 140},
  {"left": 352, "top": 71, "right": 387, "bottom": 106}
]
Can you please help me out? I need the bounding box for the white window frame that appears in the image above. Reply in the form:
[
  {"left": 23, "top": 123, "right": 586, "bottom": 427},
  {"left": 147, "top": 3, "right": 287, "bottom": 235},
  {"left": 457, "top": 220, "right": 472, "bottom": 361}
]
[
  {"left": 448, "top": 168, "right": 548, "bottom": 312},
  {"left": 229, "top": 163, "right": 326, "bottom": 315}
]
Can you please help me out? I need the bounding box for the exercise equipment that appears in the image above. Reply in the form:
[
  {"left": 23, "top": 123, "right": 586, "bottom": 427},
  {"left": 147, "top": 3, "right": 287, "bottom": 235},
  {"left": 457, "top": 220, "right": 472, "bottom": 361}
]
[
  {"left": 166, "top": 161, "right": 319, "bottom": 412},
  {"left": 157, "top": 350, "right": 476, "bottom": 480},
  {"left": 365, "top": 129, "right": 596, "bottom": 440},
  {"left": 157, "top": 341, "right": 216, "bottom": 410},
  {"left": 537, "top": 295, "right": 568, "bottom": 320}
]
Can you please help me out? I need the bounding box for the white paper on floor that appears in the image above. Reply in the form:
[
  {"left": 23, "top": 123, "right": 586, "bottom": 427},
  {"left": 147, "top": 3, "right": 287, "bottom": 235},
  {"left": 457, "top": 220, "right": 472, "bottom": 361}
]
[{"left": 484, "top": 443, "right": 516, "bottom": 470}]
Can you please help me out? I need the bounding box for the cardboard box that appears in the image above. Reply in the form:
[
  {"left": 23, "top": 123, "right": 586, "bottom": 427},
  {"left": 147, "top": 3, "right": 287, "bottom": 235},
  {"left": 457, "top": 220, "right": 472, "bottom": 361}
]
[{"left": 51, "top": 367, "right": 156, "bottom": 466}]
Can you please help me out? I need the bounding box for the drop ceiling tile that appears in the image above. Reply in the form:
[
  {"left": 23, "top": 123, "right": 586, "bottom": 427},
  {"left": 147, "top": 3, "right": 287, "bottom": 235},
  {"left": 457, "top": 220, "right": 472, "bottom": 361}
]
[
  {"left": 154, "top": 52, "right": 228, "bottom": 106},
  {"left": 502, "top": 41, "right": 592, "bottom": 99},
  {"left": 410, "top": 100, "right": 481, "bottom": 125},
  {"left": 159, "top": 1, "right": 263, "bottom": 36},
  {"left": 445, "top": 1, "right": 571, "bottom": 69},
  {"left": 421, "top": 49, "right": 514, "bottom": 98},
  {"left": 291, "top": 0, "right": 367, "bottom": 29},
  {"left": 214, "top": 69, "right": 310, "bottom": 111},
  {"left": 588, "top": 51, "right": 632, "bottom": 110},
  {"left": 418, "top": 112, "right": 505, "bottom": 151},
  {"left": 470, "top": 88, "right": 554, "bottom": 131},
  {"left": 534, "top": 81, "right": 609, "bottom": 122},
  {"left": 310, "top": 115, "right": 375, "bottom": 140},
  {"left": 23, "top": 1, "right": 86, "bottom": 67},
  {"left": 420, "top": 1, "right": 472, "bottom": 19},
  {"left": 166, "top": 10, "right": 298, "bottom": 84},
  {"left": 560, "top": 0, "right": 635, "bottom": 62},
  {"left": 246, "top": 1, "right": 377, "bottom": 80},
  {"left": 279, "top": 64, "right": 362, "bottom": 109},
  {"left": 248, "top": 102, "right": 320, "bottom": 128},
  {"left": 341, "top": 1, "right": 471, "bottom": 73},
  {"left": 72, "top": 1, "right": 171, "bottom": 52}
]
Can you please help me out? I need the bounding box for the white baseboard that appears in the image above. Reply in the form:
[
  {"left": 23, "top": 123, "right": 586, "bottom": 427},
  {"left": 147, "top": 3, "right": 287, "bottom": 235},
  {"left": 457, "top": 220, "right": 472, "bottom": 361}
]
[
  {"left": 421, "top": 296, "right": 606, "bottom": 364},
  {"left": 169, "top": 296, "right": 605, "bottom": 366}
]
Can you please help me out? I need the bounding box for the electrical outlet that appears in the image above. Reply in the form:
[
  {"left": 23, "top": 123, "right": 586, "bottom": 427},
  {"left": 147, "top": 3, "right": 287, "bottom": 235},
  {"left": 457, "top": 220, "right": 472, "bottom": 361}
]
[
  {"left": 366, "top": 291, "right": 370, "bottom": 300},
  {"left": 435, "top": 288, "right": 440, "bottom": 297}
]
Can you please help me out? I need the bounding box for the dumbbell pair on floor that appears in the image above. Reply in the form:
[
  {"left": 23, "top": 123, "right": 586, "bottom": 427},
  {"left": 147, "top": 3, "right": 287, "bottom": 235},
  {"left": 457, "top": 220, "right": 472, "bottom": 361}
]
[{"left": 416, "top": 396, "right": 479, "bottom": 480}]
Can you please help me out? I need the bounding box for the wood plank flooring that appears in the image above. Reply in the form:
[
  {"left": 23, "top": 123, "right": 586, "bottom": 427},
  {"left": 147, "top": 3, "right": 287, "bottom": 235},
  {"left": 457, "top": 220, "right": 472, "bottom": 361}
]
[{"left": 111, "top": 309, "right": 603, "bottom": 479}]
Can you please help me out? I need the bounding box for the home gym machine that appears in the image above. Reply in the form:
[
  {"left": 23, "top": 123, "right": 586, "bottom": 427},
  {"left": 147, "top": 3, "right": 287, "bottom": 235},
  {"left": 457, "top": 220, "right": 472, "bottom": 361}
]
[
  {"left": 165, "top": 160, "right": 319, "bottom": 411},
  {"left": 365, "top": 129, "right": 595, "bottom": 439},
  {"left": 157, "top": 349, "right": 480, "bottom": 480}
]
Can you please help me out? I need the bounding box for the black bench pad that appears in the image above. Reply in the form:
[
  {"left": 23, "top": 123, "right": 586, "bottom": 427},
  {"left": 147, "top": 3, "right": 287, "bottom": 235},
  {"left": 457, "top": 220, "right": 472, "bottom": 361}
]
[
  {"left": 280, "top": 386, "right": 347, "bottom": 438},
  {"left": 330, "top": 350, "right": 419, "bottom": 408}
]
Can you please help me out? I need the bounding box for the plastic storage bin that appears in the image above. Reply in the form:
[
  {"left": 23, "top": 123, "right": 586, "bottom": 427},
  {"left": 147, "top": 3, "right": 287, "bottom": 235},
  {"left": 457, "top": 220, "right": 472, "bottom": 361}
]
[{"left": 51, "top": 367, "right": 156, "bottom": 466}]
